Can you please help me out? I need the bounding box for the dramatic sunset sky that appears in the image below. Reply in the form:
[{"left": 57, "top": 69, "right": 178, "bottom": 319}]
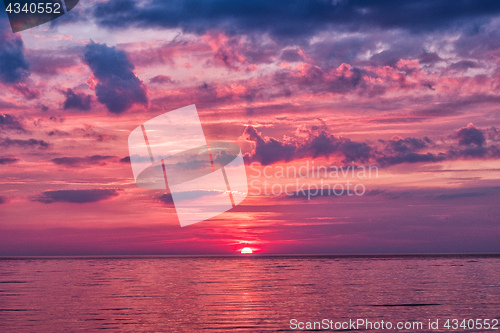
[{"left": 1, "top": 0, "right": 500, "bottom": 255}]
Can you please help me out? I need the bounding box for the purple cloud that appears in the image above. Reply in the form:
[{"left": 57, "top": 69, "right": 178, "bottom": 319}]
[
  {"left": 150, "top": 75, "right": 174, "bottom": 85},
  {"left": 33, "top": 189, "right": 120, "bottom": 204},
  {"left": 119, "top": 156, "right": 130, "bottom": 163},
  {"left": 0, "top": 137, "right": 49, "bottom": 149},
  {"left": 26, "top": 50, "right": 78, "bottom": 76},
  {"left": 0, "top": 25, "right": 29, "bottom": 84},
  {"left": 376, "top": 136, "right": 445, "bottom": 166},
  {"left": 244, "top": 124, "right": 500, "bottom": 168},
  {"left": 158, "top": 193, "right": 174, "bottom": 204},
  {"left": 0, "top": 114, "right": 26, "bottom": 133},
  {"left": 84, "top": 42, "right": 148, "bottom": 114},
  {"left": 62, "top": 88, "right": 92, "bottom": 111},
  {"left": 92, "top": 0, "right": 500, "bottom": 41}
]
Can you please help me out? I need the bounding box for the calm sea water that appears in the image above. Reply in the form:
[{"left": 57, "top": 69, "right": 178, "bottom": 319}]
[{"left": 0, "top": 255, "right": 498, "bottom": 332}]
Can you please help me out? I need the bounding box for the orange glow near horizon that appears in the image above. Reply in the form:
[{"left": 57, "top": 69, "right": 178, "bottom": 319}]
[{"left": 240, "top": 247, "right": 253, "bottom": 254}]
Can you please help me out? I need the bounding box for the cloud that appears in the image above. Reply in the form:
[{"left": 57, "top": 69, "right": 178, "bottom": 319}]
[
  {"left": 0, "top": 157, "right": 19, "bottom": 164},
  {"left": 376, "top": 135, "right": 445, "bottom": 166},
  {"left": 0, "top": 137, "right": 49, "bottom": 149},
  {"left": 244, "top": 125, "right": 371, "bottom": 165},
  {"left": 78, "top": 127, "right": 116, "bottom": 142},
  {"left": 92, "top": 0, "right": 500, "bottom": 42},
  {"left": 372, "top": 125, "right": 500, "bottom": 166},
  {"left": 11, "top": 83, "right": 41, "bottom": 100},
  {"left": 0, "top": 24, "right": 30, "bottom": 84},
  {"left": 158, "top": 193, "right": 174, "bottom": 204},
  {"left": 119, "top": 156, "right": 130, "bottom": 163},
  {"left": 25, "top": 50, "right": 78, "bottom": 76},
  {"left": 47, "top": 130, "right": 70, "bottom": 137},
  {"left": 157, "top": 190, "right": 219, "bottom": 204},
  {"left": 51, "top": 155, "right": 117, "bottom": 168},
  {"left": 203, "top": 31, "right": 259, "bottom": 71},
  {"left": 486, "top": 127, "right": 500, "bottom": 142},
  {"left": 83, "top": 42, "right": 148, "bottom": 114},
  {"left": 378, "top": 152, "right": 446, "bottom": 166},
  {"left": 244, "top": 123, "right": 500, "bottom": 168},
  {"left": 448, "top": 60, "right": 479, "bottom": 71},
  {"left": 0, "top": 114, "right": 26, "bottom": 132},
  {"left": 385, "top": 136, "right": 431, "bottom": 154},
  {"left": 244, "top": 125, "right": 299, "bottom": 165},
  {"left": 48, "top": 126, "right": 116, "bottom": 141},
  {"left": 456, "top": 123, "right": 486, "bottom": 146},
  {"left": 33, "top": 189, "right": 120, "bottom": 204},
  {"left": 62, "top": 88, "right": 92, "bottom": 111},
  {"left": 0, "top": 196, "right": 6, "bottom": 204},
  {"left": 434, "top": 191, "right": 489, "bottom": 200},
  {"left": 280, "top": 49, "right": 304, "bottom": 62},
  {"left": 418, "top": 51, "right": 442, "bottom": 64},
  {"left": 447, "top": 124, "right": 500, "bottom": 159},
  {"left": 150, "top": 75, "right": 174, "bottom": 85}
]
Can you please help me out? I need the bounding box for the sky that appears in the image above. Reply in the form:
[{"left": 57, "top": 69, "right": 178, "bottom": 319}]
[{"left": 0, "top": 0, "right": 500, "bottom": 255}]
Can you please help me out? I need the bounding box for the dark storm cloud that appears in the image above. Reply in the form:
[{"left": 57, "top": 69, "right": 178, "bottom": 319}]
[
  {"left": 272, "top": 64, "right": 368, "bottom": 97},
  {"left": 341, "top": 140, "right": 372, "bottom": 162},
  {"left": 0, "top": 114, "right": 26, "bottom": 132},
  {"left": 26, "top": 50, "right": 78, "bottom": 76},
  {"left": 0, "top": 137, "right": 49, "bottom": 149},
  {"left": 450, "top": 146, "right": 490, "bottom": 158},
  {"left": 244, "top": 125, "right": 371, "bottom": 165},
  {"left": 434, "top": 191, "right": 489, "bottom": 200},
  {"left": 62, "top": 88, "right": 92, "bottom": 111},
  {"left": 158, "top": 193, "right": 174, "bottom": 204},
  {"left": 388, "top": 137, "right": 431, "bottom": 153},
  {"left": 448, "top": 124, "right": 500, "bottom": 159},
  {"left": 51, "top": 155, "right": 117, "bottom": 167},
  {"left": 48, "top": 126, "right": 116, "bottom": 142},
  {"left": 47, "top": 129, "right": 70, "bottom": 137},
  {"left": 448, "top": 60, "right": 479, "bottom": 71},
  {"left": 456, "top": 123, "right": 486, "bottom": 146},
  {"left": 119, "top": 156, "right": 131, "bottom": 163},
  {"left": 93, "top": 0, "right": 500, "bottom": 41},
  {"left": 244, "top": 124, "right": 500, "bottom": 167},
  {"left": 33, "top": 189, "right": 120, "bottom": 204},
  {"left": 83, "top": 42, "right": 148, "bottom": 114},
  {"left": 157, "top": 191, "right": 218, "bottom": 204},
  {"left": 12, "top": 83, "right": 40, "bottom": 100},
  {"left": 486, "top": 127, "right": 500, "bottom": 142},
  {"left": 0, "top": 157, "right": 19, "bottom": 164},
  {"left": 0, "top": 22, "right": 30, "bottom": 84}
]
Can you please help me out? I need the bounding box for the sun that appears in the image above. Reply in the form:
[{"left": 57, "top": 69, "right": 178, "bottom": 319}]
[{"left": 240, "top": 247, "right": 253, "bottom": 254}]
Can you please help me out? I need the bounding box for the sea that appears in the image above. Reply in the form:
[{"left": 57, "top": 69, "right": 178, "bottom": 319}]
[{"left": 0, "top": 255, "right": 498, "bottom": 332}]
